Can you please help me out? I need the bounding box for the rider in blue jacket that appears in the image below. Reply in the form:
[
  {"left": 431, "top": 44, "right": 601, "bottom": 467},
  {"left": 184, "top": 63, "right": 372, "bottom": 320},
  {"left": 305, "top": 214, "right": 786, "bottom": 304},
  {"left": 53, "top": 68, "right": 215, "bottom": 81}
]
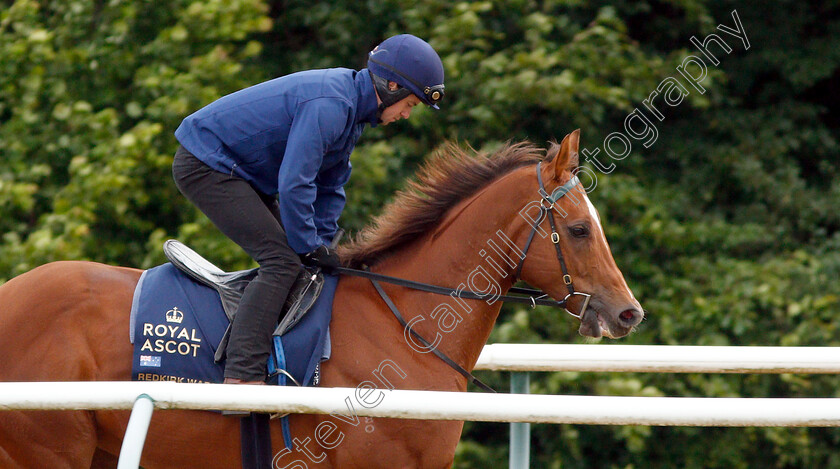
[{"left": 172, "top": 34, "right": 445, "bottom": 385}]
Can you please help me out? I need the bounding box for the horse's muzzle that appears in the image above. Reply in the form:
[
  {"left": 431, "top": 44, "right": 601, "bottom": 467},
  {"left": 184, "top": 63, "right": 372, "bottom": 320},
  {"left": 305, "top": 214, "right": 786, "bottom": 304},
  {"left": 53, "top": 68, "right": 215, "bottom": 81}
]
[{"left": 578, "top": 301, "right": 643, "bottom": 339}]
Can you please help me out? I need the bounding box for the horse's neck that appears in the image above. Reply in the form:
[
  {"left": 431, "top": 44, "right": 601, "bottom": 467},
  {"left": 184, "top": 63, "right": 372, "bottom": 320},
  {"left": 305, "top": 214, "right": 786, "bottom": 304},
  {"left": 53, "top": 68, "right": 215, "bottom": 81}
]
[{"left": 375, "top": 173, "right": 528, "bottom": 372}]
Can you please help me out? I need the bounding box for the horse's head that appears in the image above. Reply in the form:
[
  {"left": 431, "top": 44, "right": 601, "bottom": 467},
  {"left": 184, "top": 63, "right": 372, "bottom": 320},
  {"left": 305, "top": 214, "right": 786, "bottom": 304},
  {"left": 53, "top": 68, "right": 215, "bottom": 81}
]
[{"left": 510, "top": 130, "right": 643, "bottom": 338}]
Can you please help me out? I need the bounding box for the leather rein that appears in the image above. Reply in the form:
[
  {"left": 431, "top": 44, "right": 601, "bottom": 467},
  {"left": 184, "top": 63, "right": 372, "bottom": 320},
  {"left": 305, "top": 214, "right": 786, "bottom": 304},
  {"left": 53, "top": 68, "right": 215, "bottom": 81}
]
[{"left": 333, "top": 162, "right": 591, "bottom": 392}]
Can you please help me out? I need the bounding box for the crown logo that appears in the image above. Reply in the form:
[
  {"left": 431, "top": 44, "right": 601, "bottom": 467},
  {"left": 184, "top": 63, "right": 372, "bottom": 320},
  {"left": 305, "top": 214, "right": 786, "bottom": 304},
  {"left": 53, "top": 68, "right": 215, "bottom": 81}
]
[{"left": 165, "top": 307, "right": 184, "bottom": 324}]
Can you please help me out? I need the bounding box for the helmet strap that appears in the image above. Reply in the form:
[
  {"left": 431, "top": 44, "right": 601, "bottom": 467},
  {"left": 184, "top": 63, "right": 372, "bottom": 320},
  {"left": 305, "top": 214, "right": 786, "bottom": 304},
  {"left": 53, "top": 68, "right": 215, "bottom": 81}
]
[{"left": 370, "top": 70, "right": 412, "bottom": 121}]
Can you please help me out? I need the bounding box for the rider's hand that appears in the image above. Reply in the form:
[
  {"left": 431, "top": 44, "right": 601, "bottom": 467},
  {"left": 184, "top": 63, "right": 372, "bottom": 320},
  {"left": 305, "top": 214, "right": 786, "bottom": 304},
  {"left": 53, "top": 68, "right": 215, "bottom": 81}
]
[{"left": 301, "top": 245, "right": 341, "bottom": 272}]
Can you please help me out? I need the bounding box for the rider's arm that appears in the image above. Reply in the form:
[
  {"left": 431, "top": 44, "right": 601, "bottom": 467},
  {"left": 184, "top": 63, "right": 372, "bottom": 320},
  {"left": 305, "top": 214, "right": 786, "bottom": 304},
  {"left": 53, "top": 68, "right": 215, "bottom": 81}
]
[
  {"left": 277, "top": 98, "right": 350, "bottom": 254},
  {"left": 312, "top": 160, "right": 350, "bottom": 245}
]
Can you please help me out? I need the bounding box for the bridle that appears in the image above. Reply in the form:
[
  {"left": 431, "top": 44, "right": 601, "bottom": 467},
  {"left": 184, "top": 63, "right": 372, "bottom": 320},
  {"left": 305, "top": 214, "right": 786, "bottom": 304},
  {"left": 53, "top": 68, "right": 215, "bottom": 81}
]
[
  {"left": 512, "top": 161, "right": 592, "bottom": 319},
  {"left": 333, "top": 161, "right": 594, "bottom": 391}
]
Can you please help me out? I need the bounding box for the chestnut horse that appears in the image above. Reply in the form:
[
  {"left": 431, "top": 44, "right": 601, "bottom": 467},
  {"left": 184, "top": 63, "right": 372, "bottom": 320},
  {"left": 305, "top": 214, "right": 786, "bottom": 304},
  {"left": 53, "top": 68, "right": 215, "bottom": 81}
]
[{"left": 0, "top": 130, "right": 642, "bottom": 468}]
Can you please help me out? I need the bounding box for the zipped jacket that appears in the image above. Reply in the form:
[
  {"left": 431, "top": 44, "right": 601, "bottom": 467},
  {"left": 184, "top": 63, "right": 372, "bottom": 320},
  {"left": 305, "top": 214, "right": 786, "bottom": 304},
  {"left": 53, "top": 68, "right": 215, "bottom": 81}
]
[{"left": 175, "top": 68, "right": 379, "bottom": 254}]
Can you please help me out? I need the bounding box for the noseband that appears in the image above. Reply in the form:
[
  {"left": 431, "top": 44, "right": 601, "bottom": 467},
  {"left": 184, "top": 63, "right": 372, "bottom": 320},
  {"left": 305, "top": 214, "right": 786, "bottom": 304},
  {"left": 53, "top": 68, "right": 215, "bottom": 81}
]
[{"left": 513, "top": 162, "right": 592, "bottom": 319}]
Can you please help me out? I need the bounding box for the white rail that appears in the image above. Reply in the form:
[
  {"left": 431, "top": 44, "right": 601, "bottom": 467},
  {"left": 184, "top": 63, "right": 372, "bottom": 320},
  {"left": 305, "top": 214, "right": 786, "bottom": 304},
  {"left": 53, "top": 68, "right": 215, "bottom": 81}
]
[
  {"left": 474, "top": 344, "right": 840, "bottom": 373},
  {"left": 1, "top": 380, "right": 839, "bottom": 427},
  {"left": 4, "top": 345, "right": 840, "bottom": 469},
  {"left": 116, "top": 395, "right": 154, "bottom": 469}
]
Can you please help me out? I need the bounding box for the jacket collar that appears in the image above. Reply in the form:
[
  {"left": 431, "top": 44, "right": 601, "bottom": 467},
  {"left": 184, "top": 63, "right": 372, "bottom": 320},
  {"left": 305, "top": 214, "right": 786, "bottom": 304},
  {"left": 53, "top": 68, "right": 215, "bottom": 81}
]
[{"left": 355, "top": 68, "right": 380, "bottom": 128}]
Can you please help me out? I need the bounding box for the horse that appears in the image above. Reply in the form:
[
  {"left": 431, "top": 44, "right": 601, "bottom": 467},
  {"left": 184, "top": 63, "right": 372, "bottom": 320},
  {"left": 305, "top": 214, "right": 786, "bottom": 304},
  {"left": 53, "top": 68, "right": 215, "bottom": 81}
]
[{"left": 0, "top": 130, "right": 643, "bottom": 468}]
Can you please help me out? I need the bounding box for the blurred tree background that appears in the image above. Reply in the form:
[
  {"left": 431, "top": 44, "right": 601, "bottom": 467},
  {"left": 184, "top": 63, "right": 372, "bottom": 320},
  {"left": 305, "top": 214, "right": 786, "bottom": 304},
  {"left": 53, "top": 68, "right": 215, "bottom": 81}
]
[{"left": 2, "top": 0, "right": 839, "bottom": 467}]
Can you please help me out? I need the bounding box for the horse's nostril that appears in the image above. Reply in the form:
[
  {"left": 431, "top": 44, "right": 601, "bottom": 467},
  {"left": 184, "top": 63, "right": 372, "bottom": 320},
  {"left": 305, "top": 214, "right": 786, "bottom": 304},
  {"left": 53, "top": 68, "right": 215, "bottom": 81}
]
[{"left": 619, "top": 309, "right": 640, "bottom": 324}]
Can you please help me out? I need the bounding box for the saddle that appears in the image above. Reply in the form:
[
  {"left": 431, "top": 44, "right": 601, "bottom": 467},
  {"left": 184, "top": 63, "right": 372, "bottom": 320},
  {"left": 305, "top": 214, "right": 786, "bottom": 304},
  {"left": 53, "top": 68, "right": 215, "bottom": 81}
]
[{"left": 162, "top": 240, "right": 324, "bottom": 362}]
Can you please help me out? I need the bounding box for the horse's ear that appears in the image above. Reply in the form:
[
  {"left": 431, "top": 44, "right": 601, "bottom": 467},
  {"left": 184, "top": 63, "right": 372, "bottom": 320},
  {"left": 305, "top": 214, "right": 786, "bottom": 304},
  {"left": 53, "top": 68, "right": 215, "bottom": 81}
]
[{"left": 550, "top": 129, "right": 580, "bottom": 181}]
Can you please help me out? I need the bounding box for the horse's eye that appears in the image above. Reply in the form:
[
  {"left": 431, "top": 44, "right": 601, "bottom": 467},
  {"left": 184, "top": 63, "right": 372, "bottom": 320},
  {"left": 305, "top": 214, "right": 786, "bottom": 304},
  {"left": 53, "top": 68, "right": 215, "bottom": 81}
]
[{"left": 568, "top": 224, "right": 590, "bottom": 238}]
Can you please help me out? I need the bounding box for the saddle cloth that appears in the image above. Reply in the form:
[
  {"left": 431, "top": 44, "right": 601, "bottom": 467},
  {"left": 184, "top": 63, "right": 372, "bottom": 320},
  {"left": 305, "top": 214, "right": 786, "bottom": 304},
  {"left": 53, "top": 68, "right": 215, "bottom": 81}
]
[{"left": 129, "top": 241, "right": 337, "bottom": 387}]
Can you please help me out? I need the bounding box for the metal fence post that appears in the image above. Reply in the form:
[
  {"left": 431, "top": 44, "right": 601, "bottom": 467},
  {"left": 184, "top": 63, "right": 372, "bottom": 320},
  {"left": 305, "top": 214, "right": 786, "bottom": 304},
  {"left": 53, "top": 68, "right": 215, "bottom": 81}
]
[
  {"left": 509, "top": 372, "right": 530, "bottom": 469},
  {"left": 117, "top": 393, "right": 155, "bottom": 469}
]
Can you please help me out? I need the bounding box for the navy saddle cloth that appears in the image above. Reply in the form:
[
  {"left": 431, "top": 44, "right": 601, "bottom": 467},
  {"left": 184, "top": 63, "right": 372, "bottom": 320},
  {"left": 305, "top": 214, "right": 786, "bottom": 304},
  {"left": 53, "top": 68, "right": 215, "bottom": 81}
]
[{"left": 129, "top": 241, "right": 337, "bottom": 387}]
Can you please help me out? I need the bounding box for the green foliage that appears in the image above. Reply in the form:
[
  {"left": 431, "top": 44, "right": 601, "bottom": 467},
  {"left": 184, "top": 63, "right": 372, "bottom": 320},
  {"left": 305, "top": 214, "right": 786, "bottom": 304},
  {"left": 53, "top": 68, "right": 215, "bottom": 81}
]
[
  {"left": 2, "top": 0, "right": 840, "bottom": 467},
  {"left": 0, "top": 0, "right": 270, "bottom": 275}
]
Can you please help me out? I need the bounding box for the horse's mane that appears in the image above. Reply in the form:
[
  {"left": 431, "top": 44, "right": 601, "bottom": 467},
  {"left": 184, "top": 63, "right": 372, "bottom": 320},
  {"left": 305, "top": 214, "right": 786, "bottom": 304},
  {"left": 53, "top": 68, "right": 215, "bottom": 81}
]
[{"left": 340, "top": 141, "right": 557, "bottom": 268}]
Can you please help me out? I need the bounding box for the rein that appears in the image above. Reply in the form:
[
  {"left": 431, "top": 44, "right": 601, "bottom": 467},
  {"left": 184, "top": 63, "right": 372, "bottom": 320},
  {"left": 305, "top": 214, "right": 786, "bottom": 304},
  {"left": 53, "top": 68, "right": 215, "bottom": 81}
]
[
  {"left": 332, "top": 267, "right": 565, "bottom": 308},
  {"left": 335, "top": 162, "right": 592, "bottom": 392}
]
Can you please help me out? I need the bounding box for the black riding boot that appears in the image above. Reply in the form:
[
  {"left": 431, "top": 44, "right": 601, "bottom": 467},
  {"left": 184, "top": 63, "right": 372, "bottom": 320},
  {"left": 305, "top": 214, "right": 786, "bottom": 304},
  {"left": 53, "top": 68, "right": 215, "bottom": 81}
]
[{"left": 224, "top": 278, "right": 293, "bottom": 382}]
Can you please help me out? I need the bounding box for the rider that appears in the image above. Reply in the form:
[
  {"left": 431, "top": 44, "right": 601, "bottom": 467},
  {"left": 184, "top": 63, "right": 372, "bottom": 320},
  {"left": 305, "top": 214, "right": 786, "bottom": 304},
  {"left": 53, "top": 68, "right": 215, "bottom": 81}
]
[{"left": 172, "top": 34, "right": 445, "bottom": 385}]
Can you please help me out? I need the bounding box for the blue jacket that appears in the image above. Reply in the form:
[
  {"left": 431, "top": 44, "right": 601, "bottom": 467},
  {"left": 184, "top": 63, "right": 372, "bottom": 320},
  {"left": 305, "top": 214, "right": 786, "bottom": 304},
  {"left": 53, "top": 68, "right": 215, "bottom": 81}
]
[{"left": 175, "top": 68, "right": 380, "bottom": 254}]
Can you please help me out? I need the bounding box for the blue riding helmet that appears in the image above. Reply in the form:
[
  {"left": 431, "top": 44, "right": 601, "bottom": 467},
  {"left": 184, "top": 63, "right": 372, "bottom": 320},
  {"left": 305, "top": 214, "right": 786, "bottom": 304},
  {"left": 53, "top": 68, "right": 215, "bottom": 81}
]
[{"left": 367, "top": 34, "right": 445, "bottom": 113}]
